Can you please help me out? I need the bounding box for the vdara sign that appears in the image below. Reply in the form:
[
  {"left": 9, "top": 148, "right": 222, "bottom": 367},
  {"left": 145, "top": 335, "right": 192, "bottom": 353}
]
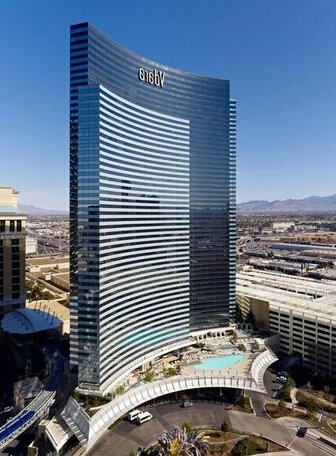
[{"left": 138, "top": 68, "right": 165, "bottom": 88}]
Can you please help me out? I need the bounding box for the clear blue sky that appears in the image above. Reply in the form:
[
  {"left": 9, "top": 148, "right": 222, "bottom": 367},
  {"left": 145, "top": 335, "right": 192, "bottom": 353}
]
[{"left": 0, "top": 0, "right": 336, "bottom": 210}]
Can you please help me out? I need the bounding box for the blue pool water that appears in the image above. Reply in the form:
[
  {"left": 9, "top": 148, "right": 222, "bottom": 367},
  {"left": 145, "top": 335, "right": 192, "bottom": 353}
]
[{"left": 195, "top": 354, "right": 246, "bottom": 371}]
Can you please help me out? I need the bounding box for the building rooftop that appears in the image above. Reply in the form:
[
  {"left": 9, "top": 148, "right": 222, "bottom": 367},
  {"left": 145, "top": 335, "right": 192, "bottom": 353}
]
[
  {"left": 26, "top": 257, "right": 69, "bottom": 266},
  {"left": 26, "top": 300, "right": 69, "bottom": 324},
  {"left": 14, "top": 376, "right": 44, "bottom": 398},
  {"left": 0, "top": 205, "right": 20, "bottom": 214},
  {"left": 237, "top": 268, "right": 336, "bottom": 322},
  {"left": 1, "top": 308, "right": 62, "bottom": 334}
]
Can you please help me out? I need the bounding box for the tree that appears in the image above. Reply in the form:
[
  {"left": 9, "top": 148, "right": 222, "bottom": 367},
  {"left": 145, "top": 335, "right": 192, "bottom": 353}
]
[
  {"left": 26, "top": 279, "right": 54, "bottom": 302},
  {"left": 137, "top": 425, "right": 209, "bottom": 456},
  {"left": 163, "top": 367, "right": 177, "bottom": 378},
  {"left": 231, "top": 438, "right": 249, "bottom": 456},
  {"left": 143, "top": 370, "right": 155, "bottom": 382},
  {"left": 278, "top": 378, "right": 296, "bottom": 401},
  {"left": 305, "top": 397, "right": 319, "bottom": 413},
  {"left": 221, "top": 421, "right": 230, "bottom": 432}
]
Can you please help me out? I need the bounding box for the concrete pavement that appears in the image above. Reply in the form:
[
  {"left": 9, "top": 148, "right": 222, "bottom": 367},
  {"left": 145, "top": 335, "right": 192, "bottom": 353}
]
[{"left": 88, "top": 402, "right": 333, "bottom": 456}]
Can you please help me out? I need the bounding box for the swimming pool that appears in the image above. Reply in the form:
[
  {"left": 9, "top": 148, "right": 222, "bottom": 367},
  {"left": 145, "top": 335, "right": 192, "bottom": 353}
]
[{"left": 194, "top": 353, "right": 246, "bottom": 371}]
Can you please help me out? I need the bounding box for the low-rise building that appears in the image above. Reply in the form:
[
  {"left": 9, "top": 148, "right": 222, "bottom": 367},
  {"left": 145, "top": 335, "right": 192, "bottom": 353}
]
[
  {"left": 26, "top": 237, "right": 38, "bottom": 255},
  {"left": 14, "top": 376, "right": 44, "bottom": 411},
  {"left": 237, "top": 268, "right": 336, "bottom": 379},
  {"left": 272, "top": 222, "right": 295, "bottom": 232}
]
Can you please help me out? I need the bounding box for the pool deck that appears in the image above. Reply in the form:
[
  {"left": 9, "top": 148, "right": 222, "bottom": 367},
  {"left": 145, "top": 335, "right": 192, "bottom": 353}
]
[{"left": 181, "top": 352, "right": 257, "bottom": 378}]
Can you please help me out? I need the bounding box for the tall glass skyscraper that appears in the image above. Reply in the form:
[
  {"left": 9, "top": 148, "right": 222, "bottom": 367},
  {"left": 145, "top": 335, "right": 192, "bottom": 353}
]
[{"left": 70, "top": 22, "right": 236, "bottom": 392}]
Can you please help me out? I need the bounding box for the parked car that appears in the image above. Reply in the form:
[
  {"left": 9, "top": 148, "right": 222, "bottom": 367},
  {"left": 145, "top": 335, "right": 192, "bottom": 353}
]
[
  {"left": 128, "top": 409, "right": 143, "bottom": 422},
  {"left": 276, "top": 371, "right": 289, "bottom": 382},
  {"left": 296, "top": 427, "right": 307, "bottom": 437},
  {"left": 136, "top": 411, "right": 153, "bottom": 425},
  {"left": 182, "top": 401, "right": 193, "bottom": 407}
]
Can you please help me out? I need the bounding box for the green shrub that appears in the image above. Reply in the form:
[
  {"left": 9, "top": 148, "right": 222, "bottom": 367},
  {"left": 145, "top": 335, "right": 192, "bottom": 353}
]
[
  {"left": 231, "top": 438, "right": 249, "bottom": 456},
  {"left": 163, "top": 367, "right": 177, "bottom": 378},
  {"left": 143, "top": 370, "right": 155, "bottom": 382},
  {"left": 181, "top": 421, "right": 193, "bottom": 433},
  {"left": 221, "top": 421, "right": 230, "bottom": 432},
  {"left": 237, "top": 395, "right": 250, "bottom": 408},
  {"left": 115, "top": 385, "right": 125, "bottom": 395}
]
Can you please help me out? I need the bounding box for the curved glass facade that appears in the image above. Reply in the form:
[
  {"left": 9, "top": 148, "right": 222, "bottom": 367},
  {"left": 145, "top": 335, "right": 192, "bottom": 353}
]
[{"left": 70, "top": 23, "right": 236, "bottom": 391}]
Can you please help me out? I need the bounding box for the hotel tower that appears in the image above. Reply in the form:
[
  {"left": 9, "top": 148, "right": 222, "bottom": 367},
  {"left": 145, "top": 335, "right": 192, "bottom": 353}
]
[{"left": 69, "top": 23, "right": 236, "bottom": 393}]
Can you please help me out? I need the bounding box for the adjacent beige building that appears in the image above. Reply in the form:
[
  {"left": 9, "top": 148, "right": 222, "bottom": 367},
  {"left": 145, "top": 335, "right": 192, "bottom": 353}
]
[
  {"left": 237, "top": 267, "right": 336, "bottom": 378},
  {"left": 0, "top": 187, "right": 27, "bottom": 317}
]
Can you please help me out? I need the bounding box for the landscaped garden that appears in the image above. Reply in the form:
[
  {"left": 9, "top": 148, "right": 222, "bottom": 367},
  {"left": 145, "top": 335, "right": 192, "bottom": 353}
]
[
  {"left": 134, "top": 423, "right": 286, "bottom": 456},
  {"left": 231, "top": 395, "right": 253, "bottom": 413}
]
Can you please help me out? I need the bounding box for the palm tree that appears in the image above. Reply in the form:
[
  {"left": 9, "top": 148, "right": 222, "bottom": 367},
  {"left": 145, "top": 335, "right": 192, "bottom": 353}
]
[{"left": 137, "top": 425, "right": 209, "bottom": 456}]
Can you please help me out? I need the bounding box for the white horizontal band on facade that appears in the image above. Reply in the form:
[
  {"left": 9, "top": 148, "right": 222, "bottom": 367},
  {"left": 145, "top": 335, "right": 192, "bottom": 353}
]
[
  {"left": 98, "top": 230, "right": 189, "bottom": 240},
  {"left": 99, "top": 320, "right": 190, "bottom": 363},
  {"left": 100, "top": 133, "right": 189, "bottom": 157},
  {"left": 99, "top": 239, "right": 189, "bottom": 249},
  {"left": 100, "top": 175, "right": 189, "bottom": 188},
  {"left": 100, "top": 292, "right": 190, "bottom": 323},
  {"left": 98, "top": 249, "right": 189, "bottom": 265},
  {"left": 100, "top": 269, "right": 189, "bottom": 293},
  {"left": 98, "top": 239, "right": 189, "bottom": 254},
  {"left": 99, "top": 272, "right": 189, "bottom": 303},
  {"left": 99, "top": 322, "right": 190, "bottom": 374},
  {"left": 99, "top": 336, "right": 190, "bottom": 385},
  {"left": 99, "top": 101, "right": 189, "bottom": 135},
  {"left": 96, "top": 244, "right": 189, "bottom": 262},
  {"left": 100, "top": 168, "right": 189, "bottom": 184},
  {"left": 99, "top": 112, "right": 190, "bottom": 142},
  {"left": 99, "top": 145, "right": 189, "bottom": 167},
  {"left": 100, "top": 87, "right": 190, "bottom": 125},
  {"left": 99, "top": 119, "right": 189, "bottom": 147},
  {"left": 99, "top": 181, "right": 189, "bottom": 195},
  {"left": 99, "top": 280, "right": 189, "bottom": 312},
  {"left": 99, "top": 149, "right": 189, "bottom": 173},
  {"left": 101, "top": 290, "right": 190, "bottom": 318},
  {"left": 99, "top": 189, "right": 189, "bottom": 201},
  {"left": 99, "top": 128, "right": 189, "bottom": 154},
  {"left": 100, "top": 288, "right": 190, "bottom": 319},
  {"left": 99, "top": 309, "right": 189, "bottom": 352},
  {"left": 99, "top": 260, "right": 189, "bottom": 282}
]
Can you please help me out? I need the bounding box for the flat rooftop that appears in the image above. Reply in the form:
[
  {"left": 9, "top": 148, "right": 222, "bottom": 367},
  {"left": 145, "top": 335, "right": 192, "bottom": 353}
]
[
  {"left": 26, "top": 256, "right": 69, "bottom": 266},
  {"left": 26, "top": 300, "right": 69, "bottom": 323},
  {"left": 237, "top": 268, "right": 336, "bottom": 322}
]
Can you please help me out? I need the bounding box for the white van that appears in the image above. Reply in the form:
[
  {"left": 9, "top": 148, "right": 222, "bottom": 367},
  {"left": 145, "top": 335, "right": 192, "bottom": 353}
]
[
  {"left": 128, "top": 409, "right": 142, "bottom": 422},
  {"left": 136, "top": 411, "right": 153, "bottom": 425}
]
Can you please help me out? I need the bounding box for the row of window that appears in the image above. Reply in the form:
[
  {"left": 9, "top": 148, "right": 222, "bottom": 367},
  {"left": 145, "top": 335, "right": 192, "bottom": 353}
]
[{"left": 0, "top": 220, "right": 22, "bottom": 232}]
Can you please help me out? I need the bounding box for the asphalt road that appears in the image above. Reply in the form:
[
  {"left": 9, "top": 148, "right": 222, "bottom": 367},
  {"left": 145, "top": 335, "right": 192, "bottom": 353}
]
[
  {"left": 249, "top": 368, "right": 281, "bottom": 417},
  {"left": 88, "top": 402, "right": 334, "bottom": 456}
]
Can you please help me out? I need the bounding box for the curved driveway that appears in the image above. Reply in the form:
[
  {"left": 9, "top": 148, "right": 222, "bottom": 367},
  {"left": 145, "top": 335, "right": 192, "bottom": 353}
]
[{"left": 88, "top": 402, "right": 334, "bottom": 456}]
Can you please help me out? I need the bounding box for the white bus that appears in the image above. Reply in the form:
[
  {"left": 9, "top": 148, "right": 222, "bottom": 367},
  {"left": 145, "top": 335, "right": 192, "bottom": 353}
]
[
  {"left": 128, "top": 409, "right": 143, "bottom": 422},
  {"left": 136, "top": 411, "right": 153, "bottom": 425}
]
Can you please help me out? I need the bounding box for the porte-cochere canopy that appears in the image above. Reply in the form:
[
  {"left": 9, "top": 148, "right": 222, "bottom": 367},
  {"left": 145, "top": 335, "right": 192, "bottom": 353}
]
[{"left": 62, "top": 349, "right": 277, "bottom": 450}]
